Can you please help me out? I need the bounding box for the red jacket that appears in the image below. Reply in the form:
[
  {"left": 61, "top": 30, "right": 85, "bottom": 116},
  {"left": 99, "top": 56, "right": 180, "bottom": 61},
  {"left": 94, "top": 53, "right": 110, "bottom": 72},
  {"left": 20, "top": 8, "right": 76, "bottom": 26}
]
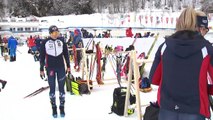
[
  {"left": 28, "top": 37, "right": 36, "bottom": 47},
  {"left": 126, "top": 28, "right": 133, "bottom": 37}
]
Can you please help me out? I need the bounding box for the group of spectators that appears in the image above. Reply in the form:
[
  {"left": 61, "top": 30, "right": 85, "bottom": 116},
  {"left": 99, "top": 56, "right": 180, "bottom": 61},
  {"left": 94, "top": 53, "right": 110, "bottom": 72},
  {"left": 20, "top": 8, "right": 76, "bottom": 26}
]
[
  {"left": 126, "top": 27, "right": 155, "bottom": 38},
  {"left": 27, "top": 35, "right": 42, "bottom": 61},
  {"left": 0, "top": 35, "right": 18, "bottom": 61},
  {"left": 74, "top": 27, "right": 157, "bottom": 38}
]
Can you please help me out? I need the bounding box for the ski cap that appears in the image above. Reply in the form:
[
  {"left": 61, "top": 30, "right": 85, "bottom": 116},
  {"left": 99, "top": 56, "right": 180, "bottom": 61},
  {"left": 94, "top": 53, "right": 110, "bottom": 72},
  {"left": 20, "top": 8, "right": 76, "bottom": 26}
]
[
  {"left": 74, "top": 28, "right": 81, "bottom": 36},
  {"left": 197, "top": 16, "right": 208, "bottom": 30},
  {"left": 49, "top": 25, "right": 59, "bottom": 34}
]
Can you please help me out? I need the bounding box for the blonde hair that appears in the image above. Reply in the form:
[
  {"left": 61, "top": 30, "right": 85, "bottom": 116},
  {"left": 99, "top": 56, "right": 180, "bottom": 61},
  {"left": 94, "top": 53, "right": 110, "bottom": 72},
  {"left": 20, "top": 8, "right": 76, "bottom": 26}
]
[
  {"left": 176, "top": 7, "right": 197, "bottom": 32},
  {"left": 196, "top": 10, "right": 207, "bottom": 17}
]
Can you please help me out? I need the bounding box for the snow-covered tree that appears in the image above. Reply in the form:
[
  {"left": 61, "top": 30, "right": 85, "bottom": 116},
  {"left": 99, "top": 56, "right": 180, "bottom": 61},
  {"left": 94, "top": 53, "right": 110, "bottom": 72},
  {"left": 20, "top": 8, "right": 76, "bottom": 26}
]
[
  {"left": 0, "top": 0, "right": 211, "bottom": 17},
  {"left": 0, "top": 0, "right": 4, "bottom": 17},
  {"left": 201, "top": 0, "right": 213, "bottom": 13}
]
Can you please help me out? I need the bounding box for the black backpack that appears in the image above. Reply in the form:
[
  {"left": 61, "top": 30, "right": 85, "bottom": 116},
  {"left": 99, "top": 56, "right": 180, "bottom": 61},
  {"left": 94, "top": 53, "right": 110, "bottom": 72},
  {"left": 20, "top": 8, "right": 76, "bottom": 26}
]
[
  {"left": 110, "top": 87, "right": 136, "bottom": 116},
  {"left": 143, "top": 102, "right": 159, "bottom": 120}
]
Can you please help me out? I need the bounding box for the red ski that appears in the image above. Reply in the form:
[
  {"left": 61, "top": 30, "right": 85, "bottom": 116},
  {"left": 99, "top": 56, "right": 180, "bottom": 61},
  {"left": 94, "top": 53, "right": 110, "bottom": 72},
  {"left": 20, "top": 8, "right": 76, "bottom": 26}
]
[
  {"left": 73, "top": 45, "right": 78, "bottom": 70},
  {"left": 96, "top": 42, "right": 104, "bottom": 85}
]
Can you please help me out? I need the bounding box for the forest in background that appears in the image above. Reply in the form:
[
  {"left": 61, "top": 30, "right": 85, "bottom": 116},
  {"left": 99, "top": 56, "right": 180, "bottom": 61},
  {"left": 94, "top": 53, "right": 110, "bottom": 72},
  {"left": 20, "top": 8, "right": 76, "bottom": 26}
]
[{"left": 0, "top": 0, "right": 212, "bottom": 17}]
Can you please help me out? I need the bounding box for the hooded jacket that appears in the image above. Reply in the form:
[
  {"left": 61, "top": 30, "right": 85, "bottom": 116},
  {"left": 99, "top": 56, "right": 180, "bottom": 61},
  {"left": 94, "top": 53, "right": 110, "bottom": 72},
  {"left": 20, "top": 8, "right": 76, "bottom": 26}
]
[
  {"left": 72, "top": 34, "right": 83, "bottom": 48},
  {"left": 149, "top": 30, "right": 213, "bottom": 118}
]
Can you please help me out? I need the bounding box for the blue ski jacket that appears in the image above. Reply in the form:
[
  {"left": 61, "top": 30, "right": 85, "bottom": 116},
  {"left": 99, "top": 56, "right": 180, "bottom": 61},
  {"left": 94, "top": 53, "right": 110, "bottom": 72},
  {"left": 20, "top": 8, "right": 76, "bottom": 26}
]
[
  {"left": 149, "top": 30, "right": 213, "bottom": 118},
  {"left": 40, "top": 37, "right": 70, "bottom": 71},
  {"left": 8, "top": 36, "right": 18, "bottom": 50},
  {"left": 72, "top": 35, "right": 84, "bottom": 48}
]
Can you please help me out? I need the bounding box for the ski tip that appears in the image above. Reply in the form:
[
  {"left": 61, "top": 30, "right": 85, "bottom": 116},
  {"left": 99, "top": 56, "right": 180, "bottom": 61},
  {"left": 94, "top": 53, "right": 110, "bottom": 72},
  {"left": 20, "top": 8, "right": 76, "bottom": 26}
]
[{"left": 23, "top": 96, "right": 31, "bottom": 99}]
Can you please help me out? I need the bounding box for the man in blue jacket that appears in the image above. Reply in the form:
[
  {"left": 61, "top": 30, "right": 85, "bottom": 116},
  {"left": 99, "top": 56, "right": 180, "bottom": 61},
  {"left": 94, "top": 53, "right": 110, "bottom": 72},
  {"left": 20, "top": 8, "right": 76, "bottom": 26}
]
[
  {"left": 7, "top": 36, "right": 18, "bottom": 62},
  {"left": 40, "top": 25, "right": 70, "bottom": 118}
]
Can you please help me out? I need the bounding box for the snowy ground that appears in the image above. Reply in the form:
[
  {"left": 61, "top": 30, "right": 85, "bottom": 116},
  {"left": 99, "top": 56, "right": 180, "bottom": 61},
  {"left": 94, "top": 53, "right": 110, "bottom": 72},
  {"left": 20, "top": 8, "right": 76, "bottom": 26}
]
[
  {"left": 0, "top": 43, "right": 159, "bottom": 120},
  {"left": 1, "top": 33, "right": 213, "bottom": 120}
]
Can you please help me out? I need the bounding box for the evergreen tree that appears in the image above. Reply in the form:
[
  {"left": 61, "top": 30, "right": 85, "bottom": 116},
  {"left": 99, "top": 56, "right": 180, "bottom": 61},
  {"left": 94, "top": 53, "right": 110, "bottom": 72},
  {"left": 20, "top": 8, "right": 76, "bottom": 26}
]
[
  {"left": 201, "top": 0, "right": 213, "bottom": 13},
  {"left": 79, "top": 0, "right": 95, "bottom": 14},
  {"left": 0, "top": 0, "right": 4, "bottom": 17},
  {"left": 0, "top": 0, "right": 210, "bottom": 17}
]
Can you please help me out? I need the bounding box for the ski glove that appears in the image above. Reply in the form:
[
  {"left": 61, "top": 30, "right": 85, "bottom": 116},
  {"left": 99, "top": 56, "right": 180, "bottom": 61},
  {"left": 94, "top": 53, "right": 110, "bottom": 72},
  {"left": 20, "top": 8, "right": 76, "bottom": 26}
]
[
  {"left": 40, "top": 71, "right": 45, "bottom": 79},
  {"left": 66, "top": 67, "right": 71, "bottom": 74}
]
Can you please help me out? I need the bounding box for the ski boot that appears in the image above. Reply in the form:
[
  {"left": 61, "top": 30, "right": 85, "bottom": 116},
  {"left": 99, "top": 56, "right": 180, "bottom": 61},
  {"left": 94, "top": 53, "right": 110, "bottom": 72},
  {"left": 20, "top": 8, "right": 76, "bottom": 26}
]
[
  {"left": 59, "top": 101, "right": 65, "bottom": 117},
  {"left": 10, "top": 56, "right": 14, "bottom": 62},
  {"left": 51, "top": 102, "right": 57, "bottom": 118},
  {"left": 14, "top": 56, "right": 16, "bottom": 61},
  {"left": 96, "top": 72, "right": 104, "bottom": 85},
  {"left": 0, "top": 80, "right": 7, "bottom": 89}
]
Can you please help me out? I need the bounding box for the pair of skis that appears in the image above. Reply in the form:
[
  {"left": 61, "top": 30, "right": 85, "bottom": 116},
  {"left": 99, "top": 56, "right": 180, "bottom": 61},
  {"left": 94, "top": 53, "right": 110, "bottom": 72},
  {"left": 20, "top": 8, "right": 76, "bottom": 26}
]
[
  {"left": 24, "top": 86, "right": 49, "bottom": 99},
  {"left": 118, "top": 35, "right": 138, "bottom": 80},
  {"left": 85, "top": 39, "right": 104, "bottom": 85},
  {"left": 139, "top": 33, "right": 159, "bottom": 76},
  {"left": 24, "top": 74, "right": 72, "bottom": 99},
  {"left": 96, "top": 42, "right": 104, "bottom": 85},
  {"left": 73, "top": 38, "right": 94, "bottom": 72},
  {"left": 101, "top": 45, "right": 114, "bottom": 80},
  {"left": 87, "top": 40, "right": 96, "bottom": 82}
]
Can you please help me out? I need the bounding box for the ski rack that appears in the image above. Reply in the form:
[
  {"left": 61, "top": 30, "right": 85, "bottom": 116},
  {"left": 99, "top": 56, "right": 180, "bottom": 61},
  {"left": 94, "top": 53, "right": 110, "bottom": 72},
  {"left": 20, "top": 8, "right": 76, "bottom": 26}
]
[
  {"left": 68, "top": 46, "right": 155, "bottom": 111},
  {"left": 123, "top": 50, "right": 153, "bottom": 120},
  {"left": 68, "top": 46, "right": 155, "bottom": 120},
  {"left": 83, "top": 50, "right": 133, "bottom": 91},
  {"left": 68, "top": 47, "right": 133, "bottom": 92}
]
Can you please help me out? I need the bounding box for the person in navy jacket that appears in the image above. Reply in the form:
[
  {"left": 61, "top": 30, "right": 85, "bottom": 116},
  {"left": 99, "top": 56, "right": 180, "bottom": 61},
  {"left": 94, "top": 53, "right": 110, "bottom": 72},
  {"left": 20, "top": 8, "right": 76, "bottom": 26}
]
[
  {"left": 35, "top": 35, "right": 42, "bottom": 52},
  {"left": 40, "top": 25, "right": 70, "bottom": 118},
  {"left": 149, "top": 7, "right": 213, "bottom": 120}
]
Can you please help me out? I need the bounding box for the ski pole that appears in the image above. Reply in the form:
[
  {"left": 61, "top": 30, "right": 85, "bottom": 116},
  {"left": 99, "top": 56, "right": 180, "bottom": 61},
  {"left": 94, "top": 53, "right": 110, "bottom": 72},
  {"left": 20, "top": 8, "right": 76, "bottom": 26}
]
[
  {"left": 85, "top": 38, "right": 94, "bottom": 51},
  {"left": 85, "top": 38, "right": 92, "bottom": 49},
  {"left": 107, "top": 55, "right": 117, "bottom": 76},
  {"left": 16, "top": 49, "right": 22, "bottom": 54}
]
